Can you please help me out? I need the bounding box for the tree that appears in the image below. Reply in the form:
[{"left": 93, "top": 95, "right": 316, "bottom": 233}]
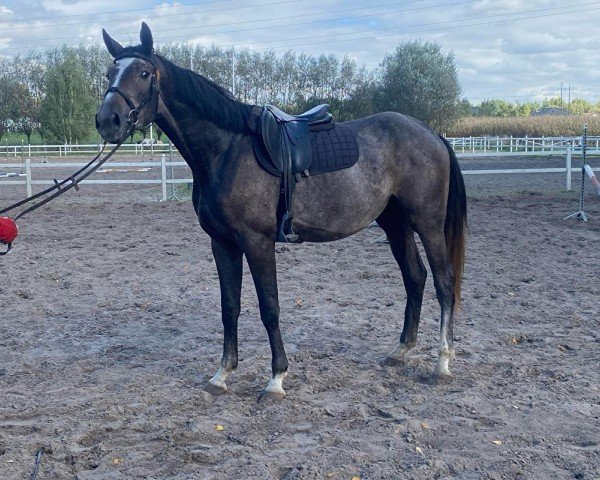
[
  {"left": 13, "top": 82, "right": 39, "bottom": 143},
  {"left": 0, "top": 74, "right": 20, "bottom": 141},
  {"left": 569, "top": 98, "right": 592, "bottom": 115},
  {"left": 457, "top": 98, "right": 473, "bottom": 117},
  {"left": 375, "top": 41, "right": 461, "bottom": 131},
  {"left": 39, "top": 51, "right": 96, "bottom": 143},
  {"left": 479, "top": 99, "right": 516, "bottom": 117}
]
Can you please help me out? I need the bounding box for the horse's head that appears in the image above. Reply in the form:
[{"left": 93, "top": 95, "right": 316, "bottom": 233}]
[{"left": 96, "top": 23, "right": 160, "bottom": 143}]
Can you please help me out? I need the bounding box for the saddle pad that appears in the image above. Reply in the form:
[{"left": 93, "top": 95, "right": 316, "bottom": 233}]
[
  {"left": 308, "top": 123, "right": 359, "bottom": 175},
  {"left": 252, "top": 122, "right": 360, "bottom": 177}
]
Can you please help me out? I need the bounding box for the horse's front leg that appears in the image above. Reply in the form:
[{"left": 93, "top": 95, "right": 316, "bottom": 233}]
[
  {"left": 205, "top": 238, "right": 243, "bottom": 395},
  {"left": 245, "top": 237, "right": 289, "bottom": 400}
]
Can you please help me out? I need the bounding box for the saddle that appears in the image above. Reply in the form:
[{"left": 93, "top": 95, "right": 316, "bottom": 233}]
[{"left": 254, "top": 104, "right": 333, "bottom": 242}]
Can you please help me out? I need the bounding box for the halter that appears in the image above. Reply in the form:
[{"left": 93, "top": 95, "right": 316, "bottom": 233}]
[{"left": 104, "top": 52, "right": 160, "bottom": 127}]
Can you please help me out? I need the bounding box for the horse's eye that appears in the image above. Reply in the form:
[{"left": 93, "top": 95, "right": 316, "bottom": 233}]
[{"left": 141, "top": 71, "right": 149, "bottom": 79}]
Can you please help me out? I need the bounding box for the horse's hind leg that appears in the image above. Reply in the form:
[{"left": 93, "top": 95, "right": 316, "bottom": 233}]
[
  {"left": 205, "top": 238, "right": 243, "bottom": 395},
  {"left": 377, "top": 205, "right": 427, "bottom": 363},
  {"left": 417, "top": 228, "right": 456, "bottom": 378}
]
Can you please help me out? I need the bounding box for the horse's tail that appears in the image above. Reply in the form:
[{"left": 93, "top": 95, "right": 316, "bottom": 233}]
[{"left": 439, "top": 136, "right": 467, "bottom": 311}]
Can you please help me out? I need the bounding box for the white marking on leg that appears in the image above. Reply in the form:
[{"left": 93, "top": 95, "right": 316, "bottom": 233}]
[
  {"left": 265, "top": 372, "right": 287, "bottom": 396},
  {"left": 435, "top": 336, "right": 454, "bottom": 376},
  {"left": 209, "top": 366, "right": 231, "bottom": 388},
  {"left": 436, "top": 351, "right": 451, "bottom": 375}
]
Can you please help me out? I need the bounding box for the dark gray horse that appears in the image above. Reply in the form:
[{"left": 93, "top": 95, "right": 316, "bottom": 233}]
[{"left": 96, "top": 23, "right": 467, "bottom": 400}]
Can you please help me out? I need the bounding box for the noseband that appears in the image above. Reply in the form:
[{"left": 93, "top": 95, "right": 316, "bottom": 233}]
[{"left": 104, "top": 52, "right": 159, "bottom": 127}]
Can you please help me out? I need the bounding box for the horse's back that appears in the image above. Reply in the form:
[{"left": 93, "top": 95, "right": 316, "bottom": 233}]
[{"left": 291, "top": 112, "right": 451, "bottom": 241}]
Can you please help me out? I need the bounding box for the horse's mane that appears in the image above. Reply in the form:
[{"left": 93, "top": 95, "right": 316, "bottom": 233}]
[{"left": 154, "top": 53, "right": 253, "bottom": 133}]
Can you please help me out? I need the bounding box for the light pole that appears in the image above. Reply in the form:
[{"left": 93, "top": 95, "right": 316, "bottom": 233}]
[{"left": 560, "top": 82, "right": 564, "bottom": 109}]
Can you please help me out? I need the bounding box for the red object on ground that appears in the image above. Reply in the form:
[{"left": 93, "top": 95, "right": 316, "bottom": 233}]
[{"left": 0, "top": 217, "right": 18, "bottom": 244}]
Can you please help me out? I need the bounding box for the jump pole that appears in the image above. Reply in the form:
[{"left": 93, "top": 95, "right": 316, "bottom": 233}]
[{"left": 565, "top": 124, "right": 589, "bottom": 222}]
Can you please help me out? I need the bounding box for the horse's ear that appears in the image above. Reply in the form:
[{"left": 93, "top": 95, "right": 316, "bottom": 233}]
[
  {"left": 140, "top": 22, "right": 154, "bottom": 55},
  {"left": 102, "top": 29, "right": 123, "bottom": 58}
]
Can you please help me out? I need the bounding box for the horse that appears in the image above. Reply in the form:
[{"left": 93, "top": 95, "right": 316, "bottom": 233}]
[{"left": 95, "top": 23, "right": 467, "bottom": 400}]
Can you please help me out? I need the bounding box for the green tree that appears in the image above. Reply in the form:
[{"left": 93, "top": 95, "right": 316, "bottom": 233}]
[
  {"left": 569, "top": 98, "right": 592, "bottom": 114},
  {"left": 375, "top": 41, "right": 461, "bottom": 131},
  {"left": 457, "top": 98, "right": 473, "bottom": 117},
  {"left": 479, "top": 99, "right": 516, "bottom": 117},
  {"left": 542, "top": 97, "right": 565, "bottom": 109},
  {"left": 13, "top": 82, "right": 39, "bottom": 143},
  {"left": 0, "top": 74, "right": 20, "bottom": 141},
  {"left": 39, "top": 51, "right": 96, "bottom": 143}
]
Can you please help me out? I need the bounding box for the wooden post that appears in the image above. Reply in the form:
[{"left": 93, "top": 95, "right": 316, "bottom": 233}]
[
  {"left": 566, "top": 145, "right": 572, "bottom": 191},
  {"left": 25, "top": 157, "right": 32, "bottom": 197},
  {"left": 161, "top": 154, "right": 167, "bottom": 201}
]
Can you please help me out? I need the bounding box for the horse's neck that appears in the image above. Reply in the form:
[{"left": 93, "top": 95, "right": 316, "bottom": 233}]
[
  {"left": 155, "top": 105, "right": 233, "bottom": 181},
  {"left": 154, "top": 77, "right": 241, "bottom": 181}
]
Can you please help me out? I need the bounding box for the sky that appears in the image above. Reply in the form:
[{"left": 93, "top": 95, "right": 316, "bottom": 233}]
[{"left": 0, "top": 0, "right": 598, "bottom": 104}]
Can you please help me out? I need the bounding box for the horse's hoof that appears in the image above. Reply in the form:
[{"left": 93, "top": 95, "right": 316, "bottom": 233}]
[
  {"left": 432, "top": 371, "right": 453, "bottom": 384},
  {"left": 258, "top": 389, "right": 286, "bottom": 402},
  {"left": 381, "top": 355, "right": 408, "bottom": 367},
  {"left": 383, "top": 343, "right": 415, "bottom": 366},
  {"left": 204, "top": 381, "right": 228, "bottom": 396}
]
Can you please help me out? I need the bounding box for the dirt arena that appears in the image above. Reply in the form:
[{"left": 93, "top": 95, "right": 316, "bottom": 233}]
[{"left": 1, "top": 154, "right": 599, "bottom": 479}]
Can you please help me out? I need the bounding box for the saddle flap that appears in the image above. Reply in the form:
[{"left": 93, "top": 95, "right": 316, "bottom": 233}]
[
  {"left": 260, "top": 108, "right": 312, "bottom": 175},
  {"left": 260, "top": 108, "right": 285, "bottom": 171}
]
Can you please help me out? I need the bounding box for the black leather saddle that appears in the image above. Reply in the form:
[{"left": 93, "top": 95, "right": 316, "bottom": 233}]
[{"left": 254, "top": 104, "right": 333, "bottom": 242}]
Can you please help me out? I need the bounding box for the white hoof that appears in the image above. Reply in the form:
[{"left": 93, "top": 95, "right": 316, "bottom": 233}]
[
  {"left": 262, "top": 372, "right": 287, "bottom": 400},
  {"left": 205, "top": 366, "right": 232, "bottom": 395},
  {"left": 434, "top": 349, "right": 455, "bottom": 377}
]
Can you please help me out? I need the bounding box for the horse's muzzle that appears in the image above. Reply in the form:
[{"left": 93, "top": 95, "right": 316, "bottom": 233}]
[{"left": 95, "top": 102, "right": 126, "bottom": 143}]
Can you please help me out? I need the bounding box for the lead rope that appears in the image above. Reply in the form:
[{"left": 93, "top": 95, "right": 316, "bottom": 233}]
[{"left": 0, "top": 129, "right": 131, "bottom": 256}]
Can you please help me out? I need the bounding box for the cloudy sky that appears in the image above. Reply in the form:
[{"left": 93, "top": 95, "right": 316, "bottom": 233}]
[{"left": 0, "top": 0, "right": 598, "bottom": 104}]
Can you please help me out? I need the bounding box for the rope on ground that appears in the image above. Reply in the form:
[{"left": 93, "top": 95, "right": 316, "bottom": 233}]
[{"left": 29, "top": 449, "right": 43, "bottom": 480}]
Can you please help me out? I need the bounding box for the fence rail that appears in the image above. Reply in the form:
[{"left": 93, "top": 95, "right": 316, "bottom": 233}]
[
  {"left": 0, "top": 142, "right": 173, "bottom": 158},
  {"left": 449, "top": 135, "right": 600, "bottom": 156},
  {"left": 2, "top": 136, "right": 600, "bottom": 159},
  {"left": 1, "top": 143, "right": 599, "bottom": 201}
]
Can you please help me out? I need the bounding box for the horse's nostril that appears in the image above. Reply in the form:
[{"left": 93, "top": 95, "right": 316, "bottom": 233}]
[
  {"left": 112, "top": 113, "right": 121, "bottom": 128},
  {"left": 95, "top": 114, "right": 100, "bottom": 130}
]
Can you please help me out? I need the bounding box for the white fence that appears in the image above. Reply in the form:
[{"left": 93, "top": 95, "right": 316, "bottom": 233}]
[
  {"left": 0, "top": 142, "right": 172, "bottom": 158},
  {"left": 449, "top": 135, "right": 600, "bottom": 156},
  {"left": 0, "top": 155, "right": 190, "bottom": 202},
  {"left": 1, "top": 138, "right": 600, "bottom": 200},
  {"left": 2, "top": 136, "right": 600, "bottom": 159}
]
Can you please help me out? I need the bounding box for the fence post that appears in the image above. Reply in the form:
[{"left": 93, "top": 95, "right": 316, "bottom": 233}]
[
  {"left": 566, "top": 145, "right": 572, "bottom": 192},
  {"left": 25, "top": 157, "right": 32, "bottom": 197},
  {"left": 161, "top": 154, "right": 167, "bottom": 202}
]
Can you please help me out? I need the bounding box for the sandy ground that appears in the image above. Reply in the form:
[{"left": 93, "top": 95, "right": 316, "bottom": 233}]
[{"left": 0, "top": 154, "right": 599, "bottom": 479}]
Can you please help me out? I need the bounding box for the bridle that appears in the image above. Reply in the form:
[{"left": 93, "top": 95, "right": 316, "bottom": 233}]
[
  {"left": 0, "top": 52, "right": 160, "bottom": 256},
  {"left": 104, "top": 52, "right": 160, "bottom": 128}
]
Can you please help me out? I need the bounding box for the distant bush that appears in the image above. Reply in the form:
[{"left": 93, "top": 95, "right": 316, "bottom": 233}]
[{"left": 447, "top": 115, "right": 600, "bottom": 137}]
